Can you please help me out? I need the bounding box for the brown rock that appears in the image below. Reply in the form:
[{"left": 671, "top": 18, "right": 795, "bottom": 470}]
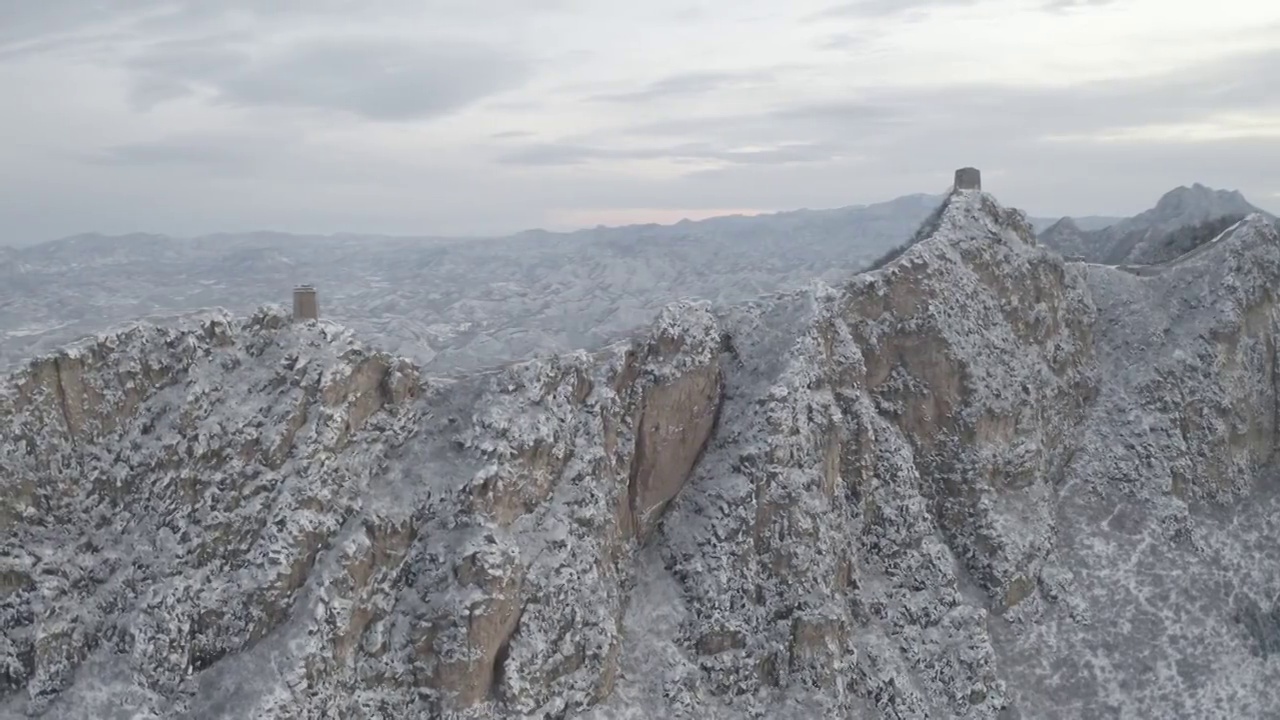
[{"left": 626, "top": 364, "right": 722, "bottom": 541}]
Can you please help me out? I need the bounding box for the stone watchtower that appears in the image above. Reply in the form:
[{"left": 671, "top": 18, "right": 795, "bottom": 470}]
[
  {"left": 292, "top": 285, "right": 319, "bottom": 321},
  {"left": 954, "top": 167, "right": 982, "bottom": 191}
]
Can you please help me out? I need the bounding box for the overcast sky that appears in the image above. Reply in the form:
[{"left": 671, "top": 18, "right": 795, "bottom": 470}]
[{"left": 0, "top": 0, "right": 1276, "bottom": 243}]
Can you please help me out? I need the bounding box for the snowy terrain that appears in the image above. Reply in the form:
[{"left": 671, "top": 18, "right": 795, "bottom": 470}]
[
  {"left": 6, "top": 186, "right": 1280, "bottom": 718},
  {"left": 1038, "top": 183, "right": 1275, "bottom": 264},
  {"left": 0, "top": 194, "right": 948, "bottom": 375},
  {"left": 0, "top": 190, "right": 1130, "bottom": 377}
]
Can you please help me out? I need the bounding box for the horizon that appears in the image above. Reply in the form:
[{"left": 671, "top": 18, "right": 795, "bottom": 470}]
[
  {"left": 4, "top": 180, "right": 1275, "bottom": 248},
  {"left": 1, "top": 1, "right": 1277, "bottom": 245}
]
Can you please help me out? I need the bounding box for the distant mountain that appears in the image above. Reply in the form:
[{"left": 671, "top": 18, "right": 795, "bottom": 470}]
[
  {"left": 0, "top": 193, "right": 946, "bottom": 373},
  {"left": 4, "top": 183, "right": 1266, "bottom": 376},
  {"left": 1068, "top": 215, "right": 1124, "bottom": 232},
  {"left": 1039, "top": 183, "right": 1273, "bottom": 264},
  {"left": 1038, "top": 217, "right": 1090, "bottom": 258},
  {"left": 1027, "top": 215, "right": 1123, "bottom": 234}
]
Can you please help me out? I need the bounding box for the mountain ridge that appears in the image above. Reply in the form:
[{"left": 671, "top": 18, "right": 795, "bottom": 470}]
[
  {"left": 1, "top": 191, "right": 1128, "bottom": 253},
  {"left": 7, "top": 189, "right": 1280, "bottom": 717},
  {"left": 1039, "top": 183, "right": 1275, "bottom": 264},
  {"left": 3, "top": 183, "right": 1257, "bottom": 380},
  {"left": 0, "top": 192, "right": 949, "bottom": 375}
]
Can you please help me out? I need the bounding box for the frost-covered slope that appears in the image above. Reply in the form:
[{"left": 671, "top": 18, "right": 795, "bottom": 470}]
[
  {"left": 5, "top": 192, "right": 1280, "bottom": 718},
  {"left": 0, "top": 194, "right": 944, "bottom": 374},
  {"left": 997, "top": 212, "right": 1280, "bottom": 717},
  {"left": 0, "top": 309, "right": 424, "bottom": 716}
]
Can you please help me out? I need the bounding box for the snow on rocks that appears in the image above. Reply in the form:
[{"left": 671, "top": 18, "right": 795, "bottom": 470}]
[
  {"left": 0, "top": 306, "right": 422, "bottom": 716},
  {"left": 5, "top": 196, "right": 1280, "bottom": 718}
]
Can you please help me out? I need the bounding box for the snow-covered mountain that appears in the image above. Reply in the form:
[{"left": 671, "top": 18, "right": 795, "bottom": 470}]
[
  {"left": 1027, "top": 214, "right": 1123, "bottom": 234},
  {"left": 0, "top": 194, "right": 948, "bottom": 375},
  {"left": 0, "top": 190, "right": 1134, "bottom": 377},
  {"left": 6, "top": 187, "right": 1280, "bottom": 718},
  {"left": 1039, "top": 183, "right": 1273, "bottom": 264}
]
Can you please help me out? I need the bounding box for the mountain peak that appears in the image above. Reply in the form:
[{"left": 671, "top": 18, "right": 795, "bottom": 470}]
[
  {"left": 868, "top": 186, "right": 1037, "bottom": 272},
  {"left": 1152, "top": 183, "right": 1254, "bottom": 219},
  {"left": 1043, "top": 183, "right": 1275, "bottom": 265},
  {"left": 1043, "top": 216, "right": 1081, "bottom": 236}
]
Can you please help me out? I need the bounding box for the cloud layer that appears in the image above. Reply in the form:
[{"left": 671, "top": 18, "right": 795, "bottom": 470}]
[
  {"left": 0, "top": 0, "right": 1275, "bottom": 243},
  {"left": 127, "top": 36, "right": 529, "bottom": 120}
]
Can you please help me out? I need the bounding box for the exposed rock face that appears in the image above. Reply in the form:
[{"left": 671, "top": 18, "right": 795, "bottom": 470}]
[
  {"left": 4, "top": 192, "right": 1280, "bottom": 718},
  {"left": 0, "top": 307, "right": 423, "bottom": 715},
  {"left": 0, "top": 299, "right": 727, "bottom": 718},
  {"left": 605, "top": 189, "right": 1096, "bottom": 718}
]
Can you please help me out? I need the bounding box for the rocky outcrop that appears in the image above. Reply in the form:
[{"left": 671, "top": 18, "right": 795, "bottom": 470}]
[
  {"left": 0, "top": 307, "right": 423, "bottom": 715},
  {"left": 392, "top": 302, "right": 725, "bottom": 717},
  {"left": 4, "top": 194, "right": 1280, "bottom": 718},
  {"left": 0, "top": 298, "right": 728, "bottom": 718},
  {"left": 594, "top": 189, "right": 1096, "bottom": 718}
]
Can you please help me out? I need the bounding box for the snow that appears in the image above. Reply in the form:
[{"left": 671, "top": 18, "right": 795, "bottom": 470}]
[
  {"left": 1039, "top": 183, "right": 1274, "bottom": 265},
  {"left": 0, "top": 195, "right": 946, "bottom": 377},
  {"left": 4, "top": 193, "right": 1280, "bottom": 718}
]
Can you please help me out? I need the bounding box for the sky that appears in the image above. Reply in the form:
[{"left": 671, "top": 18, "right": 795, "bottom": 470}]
[{"left": 0, "top": 0, "right": 1277, "bottom": 243}]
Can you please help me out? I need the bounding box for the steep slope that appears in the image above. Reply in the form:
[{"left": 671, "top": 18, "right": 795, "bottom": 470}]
[
  {"left": 0, "top": 301, "right": 731, "bottom": 718},
  {"left": 0, "top": 309, "right": 424, "bottom": 715},
  {"left": 4, "top": 192, "right": 1280, "bottom": 718},
  {"left": 1039, "top": 183, "right": 1272, "bottom": 265},
  {"left": 592, "top": 188, "right": 1097, "bottom": 718},
  {"left": 997, "top": 213, "right": 1280, "bottom": 716}
]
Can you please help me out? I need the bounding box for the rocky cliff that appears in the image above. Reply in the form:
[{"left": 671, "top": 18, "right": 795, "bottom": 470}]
[{"left": 4, "top": 190, "right": 1280, "bottom": 718}]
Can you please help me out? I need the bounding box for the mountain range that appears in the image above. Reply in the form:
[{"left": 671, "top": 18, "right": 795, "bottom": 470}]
[
  {"left": 1038, "top": 183, "right": 1276, "bottom": 264},
  {"left": 2, "top": 184, "right": 1271, "bottom": 380},
  {"left": 1, "top": 194, "right": 947, "bottom": 375},
  {"left": 5, "top": 185, "right": 1280, "bottom": 717}
]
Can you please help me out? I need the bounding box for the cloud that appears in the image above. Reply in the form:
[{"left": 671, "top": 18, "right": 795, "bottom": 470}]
[
  {"left": 1, "top": 0, "right": 1278, "bottom": 242},
  {"left": 1, "top": 0, "right": 575, "bottom": 47},
  {"left": 528, "top": 46, "right": 1280, "bottom": 220},
  {"left": 0, "top": 1, "right": 138, "bottom": 44},
  {"left": 628, "top": 99, "right": 907, "bottom": 143},
  {"left": 1042, "top": 0, "right": 1118, "bottom": 11},
  {"left": 591, "top": 69, "right": 776, "bottom": 103},
  {"left": 818, "top": 33, "right": 868, "bottom": 51},
  {"left": 623, "top": 48, "right": 1280, "bottom": 147},
  {"left": 125, "top": 36, "right": 530, "bottom": 121},
  {"left": 498, "top": 141, "right": 850, "bottom": 167},
  {"left": 813, "top": 0, "right": 1113, "bottom": 18},
  {"left": 88, "top": 140, "right": 243, "bottom": 168},
  {"left": 84, "top": 131, "right": 294, "bottom": 169},
  {"left": 812, "top": 0, "right": 982, "bottom": 19}
]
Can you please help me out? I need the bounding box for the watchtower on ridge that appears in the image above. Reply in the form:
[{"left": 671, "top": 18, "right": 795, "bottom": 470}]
[
  {"left": 292, "top": 285, "right": 318, "bottom": 321},
  {"left": 954, "top": 167, "right": 982, "bottom": 191}
]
